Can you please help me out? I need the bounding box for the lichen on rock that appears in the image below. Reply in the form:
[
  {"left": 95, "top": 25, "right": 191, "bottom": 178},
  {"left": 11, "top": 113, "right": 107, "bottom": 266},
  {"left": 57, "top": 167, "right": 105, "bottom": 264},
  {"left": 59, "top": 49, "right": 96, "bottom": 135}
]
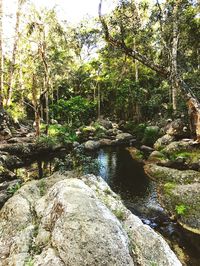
[{"left": 0, "top": 172, "right": 181, "bottom": 266}]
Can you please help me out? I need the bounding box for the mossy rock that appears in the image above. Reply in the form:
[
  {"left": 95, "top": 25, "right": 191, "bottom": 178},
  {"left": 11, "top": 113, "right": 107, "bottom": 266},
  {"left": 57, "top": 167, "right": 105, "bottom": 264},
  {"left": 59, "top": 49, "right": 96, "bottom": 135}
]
[
  {"left": 145, "top": 163, "right": 200, "bottom": 234},
  {"left": 168, "top": 150, "right": 200, "bottom": 170},
  {"left": 147, "top": 151, "right": 169, "bottom": 164},
  {"left": 144, "top": 164, "right": 200, "bottom": 184},
  {"left": 127, "top": 147, "right": 144, "bottom": 163},
  {"left": 160, "top": 183, "right": 200, "bottom": 234},
  {"left": 162, "top": 140, "right": 194, "bottom": 155},
  {"left": 154, "top": 134, "right": 175, "bottom": 151}
]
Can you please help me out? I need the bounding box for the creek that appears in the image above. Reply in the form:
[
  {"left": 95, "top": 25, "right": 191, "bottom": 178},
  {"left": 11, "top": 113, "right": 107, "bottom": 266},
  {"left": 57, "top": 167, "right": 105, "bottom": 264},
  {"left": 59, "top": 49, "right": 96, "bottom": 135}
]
[{"left": 13, "top": 145, "right": 200, "bottom": 265}]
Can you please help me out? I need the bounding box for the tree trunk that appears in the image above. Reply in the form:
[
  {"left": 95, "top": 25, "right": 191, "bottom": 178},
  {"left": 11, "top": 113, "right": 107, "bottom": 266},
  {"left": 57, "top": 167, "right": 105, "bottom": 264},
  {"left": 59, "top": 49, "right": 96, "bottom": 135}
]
[
  {"left": 39, "top": 29, "right": 49, "bottom": 135},
  {"left": 97, "top": 82, "right": 101, "bottom": 118},
  {"left": 45, "top": 89, "right": 49, "bottom": 134},
  {"left": 187, "top": 97, "right": 200, "bottom": 142},
  {"left": 171, "top": 0, "right": 179, "bottom": 111},
  {"left": 32, "top": 75, "right": 40, "bottom": 137},
  {"left": 6, "top": 0, "right": 23, "bottom": 106},
  {"left": 0, "top": 0, "right": 3, "bottom": 108}
]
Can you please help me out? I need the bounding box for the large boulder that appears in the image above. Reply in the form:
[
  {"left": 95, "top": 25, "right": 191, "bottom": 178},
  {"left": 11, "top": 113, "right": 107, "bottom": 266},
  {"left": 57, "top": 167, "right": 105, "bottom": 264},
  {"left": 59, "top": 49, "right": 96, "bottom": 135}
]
[
  {"left": 116, "top": 133, "right": 134, "bottom": 142},
  {"left": 97, "top": 118, "right": 113, "bottom": 130},
  {"left": 84, "top": 140, "right": 100, "bottom": 150},
  {"left": 154, "top": 134, "right": 175, "bottom": 150},
  {"left": 166, "top": 119, "right": 185, "bottom": 137},
  {"left": 0, "top": 172, "right": 181, "bottom": 266},
  {"left": 162, "top": 140, "right": 194, "bottom": 155},
  {"left": 148, "top": 151, "right": 169, "bottom": 165},
  {"left": 145, "top": 164, "right": 200, "bottom": 234}
]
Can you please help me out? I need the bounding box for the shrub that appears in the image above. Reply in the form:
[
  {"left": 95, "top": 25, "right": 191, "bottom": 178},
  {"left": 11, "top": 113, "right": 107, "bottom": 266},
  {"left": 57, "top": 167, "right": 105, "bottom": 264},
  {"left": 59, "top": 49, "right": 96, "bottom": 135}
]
[
  {"left": 175, "top": 204, "right": 188, "bottom": 215},
  {"left": 134, "top": 123, "right": 147, "bottom": 141},
  {"left": 142, "top": 126, "right": 160, "bottom": 146},
  {"left": 7, "top": 182, "right": 21, "bottom": 195},
  {"left": 50, "top": 96, "right": 96, "bottom": 126}
]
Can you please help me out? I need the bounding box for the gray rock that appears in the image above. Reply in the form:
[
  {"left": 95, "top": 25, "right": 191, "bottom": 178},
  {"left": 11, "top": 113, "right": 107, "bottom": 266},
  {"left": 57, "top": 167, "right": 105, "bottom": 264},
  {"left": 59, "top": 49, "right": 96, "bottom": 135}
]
[
  {"left": 116, "top": 133, "right": 133, "bottom": 141},
  {"left": 84, "top": 140, "right": 100, "bottom": 150},
  {"left": 97, "top": 118, "right": 113, "bottom": 129},
  {"left": 99, "top": 138, "right": 112, "bottom": 146},
  {"left": 140, "top": 145, "right": 154, "bottom": 152},
  {"left": 0, "top": 172, "right": 181, "bottom": 266},
  {"left": 145, "top": 164, "right": 200, "bottom": 234},
  {"left": 166, "top": 119, "right": 185, "bottom": 137},
  {"left": 148, "top": 151, "right": 169, "bottom": 164},
  {"left": 154, "top": 134, "right": 175, "bottom": 150}
]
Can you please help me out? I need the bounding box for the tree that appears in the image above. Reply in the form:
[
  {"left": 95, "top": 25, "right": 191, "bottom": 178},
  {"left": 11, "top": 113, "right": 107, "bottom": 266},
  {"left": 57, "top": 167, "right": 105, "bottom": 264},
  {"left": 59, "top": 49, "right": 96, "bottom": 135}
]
[
  {"left": 0, "top": 0, "right": 3, "bottom": 108},
  {"left": 6, "top": 0, "right": 25, "bottom": 106},
  {"left": 98, "top": 0, "right": 200, "bottom": 141}
]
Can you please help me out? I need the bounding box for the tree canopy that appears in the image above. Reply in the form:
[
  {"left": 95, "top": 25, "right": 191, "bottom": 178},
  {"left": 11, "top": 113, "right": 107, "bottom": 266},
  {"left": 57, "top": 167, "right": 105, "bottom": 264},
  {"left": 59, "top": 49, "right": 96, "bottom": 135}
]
[{"left": 0, "top": 0, "right": 199, "bottom": 137}]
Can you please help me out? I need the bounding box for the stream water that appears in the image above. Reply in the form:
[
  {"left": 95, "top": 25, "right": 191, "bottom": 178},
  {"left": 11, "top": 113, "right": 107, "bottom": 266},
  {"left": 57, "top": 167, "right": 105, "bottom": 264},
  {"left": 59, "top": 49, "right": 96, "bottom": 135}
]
[
  {"left": 14, "top": 145, "right": 200, "bottom": 265},
  {"left": 95, "top": 146, "right": 200, "bottom": 266}
]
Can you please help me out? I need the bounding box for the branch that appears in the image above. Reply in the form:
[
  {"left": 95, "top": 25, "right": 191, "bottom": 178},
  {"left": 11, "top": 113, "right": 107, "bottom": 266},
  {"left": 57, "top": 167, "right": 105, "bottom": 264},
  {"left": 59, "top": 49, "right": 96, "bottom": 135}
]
[{"left": 98, "top": 0, "right": 169, "bottom": 78}]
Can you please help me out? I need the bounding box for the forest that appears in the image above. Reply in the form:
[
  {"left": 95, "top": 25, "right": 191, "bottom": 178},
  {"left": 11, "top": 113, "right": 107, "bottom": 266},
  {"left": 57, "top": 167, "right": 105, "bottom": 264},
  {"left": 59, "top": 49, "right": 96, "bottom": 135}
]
[
  {"left": 0, "top": 0, "right": 200, "bottom": 265},
  {"left": 0, "top": 0, "right": 199, "bottom": 135}
]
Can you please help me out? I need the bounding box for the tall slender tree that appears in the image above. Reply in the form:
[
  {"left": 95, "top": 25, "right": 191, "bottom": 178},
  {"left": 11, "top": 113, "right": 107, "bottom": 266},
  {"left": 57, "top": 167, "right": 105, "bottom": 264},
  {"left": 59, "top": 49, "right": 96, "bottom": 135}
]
[
  {"left": 6, "top": 0, "right": 25, "bottom": 106},
  {"left": 0, "top": 0, "right": 3, "bottom": 108}
]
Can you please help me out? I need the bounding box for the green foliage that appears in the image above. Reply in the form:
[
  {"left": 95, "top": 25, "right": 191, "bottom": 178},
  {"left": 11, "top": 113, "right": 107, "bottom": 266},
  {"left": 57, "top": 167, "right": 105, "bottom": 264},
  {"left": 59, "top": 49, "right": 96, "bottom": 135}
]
[
  {"left": 164, "top": 182, "right": 176, "bottom": 195},
  {"left": 175, "top": 204, "right": 188, "bottom": 216},
  {"left": 133, "top": 123, "right": 147, "bottom": 141},
  {"left": 6, "top": 104, "right": 26, "bottom": 122},
  {"left": 38, "top": 124, "right": 78, "bottom": 146},
  {"left": 142, "top": 126, "right": 160, "bottom": 146},
  {"left": 169, "top": 151, "right": 200, "bottom": 162},
  {"left": 38, "top": 180, "right": 46, "bottom": 196},
  {"left": 7, "top": 182, "right": 21, "bottom": 195},
  {"left": 2, "top": 0, "right": 199, "bottom": 134},
  {"left": 50, "top": 96, "right": 96, "bottom": 126},
  {"left": 24, "top": 258, "right": 34, "bottom": 266},
  {"left": 113, "top": 208, "right": 126, "bottom": 221},
  {"left": 36, "top": 135, "right": 58, "bottom": 148},
  {"left": 123, "top": 121, "right": 136, "bottom": 134},
  {"left": 104, "top": 188, "right": 112, "bottom": 195}
]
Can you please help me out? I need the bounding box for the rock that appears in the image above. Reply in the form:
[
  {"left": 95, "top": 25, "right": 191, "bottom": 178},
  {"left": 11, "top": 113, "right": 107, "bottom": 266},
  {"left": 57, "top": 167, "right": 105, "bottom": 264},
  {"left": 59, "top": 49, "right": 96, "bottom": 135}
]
[
  {"left": 0, "top": 179, "right": 22, "bottom": 208},
  {"left": 148, "top": 151, "right": 169, "bottom": 165},
  {"left": 50, "top": 119, "right": 58, "bottom": 124},
  {"left": 99, "top": 138, "right": 113, "bottom": 146},
  {"left": 82, "top": 126, "right": 96, "bottom": 133},
  {"left": 72, "top": 141, "right": 80, "bottom": 148},
  {"left": 127, "top": 147, "right": 144, "bottom": 163},
  {"left": 0, "top": 172, "right": 181, "bottom": 266},
  {"left": 145, "top": 164, "right": 200, "bottom": 234},
  {"left": 0, "top": 109, "right": 14, "bottom": 141},
  {"left": 116, "top": 133, "right": 133, "bottom": 142},
  {"left": 161, "top": 183, "right": 200, "bottom": 234},
  {"left": 106, "top": 128, "right": 121, "bottom": 137},
  {"left": 166, "top": 119, "right": 185, "bottom": 137},
  {"left": 84, "top": 140, "right": 100, "bottom": 150},
  {"left": 162, "top": 140, "right": 194, "bottom": 154},
  {"left": 0, "top": 165, "right": 16, "bottom": 182},
  {"left": 7, "top": 137, "right": 34, "bottom": 144},
  {"left": 4, "top": 155, "right": 23, "bottom": 168},
  {"left": 154, "top": 139, "right": 200, "bottom": 170},
  {"left": 0, "top": 128, "right": 12, "bottom": 141},
  {"left": 97, "top": 118, "right": 113, "bottom": 129},
  {"left": 144, "top": 164, "right": 200, "bottom": 184},
  {"left": 0, "top": 143, "right": 32, "bottom": 156},
  {"left": 154, "top": 134, "right": 175, "bottom": 150},
  {"left": 140, "top": 145, "right": 154, "bottom": 153}
]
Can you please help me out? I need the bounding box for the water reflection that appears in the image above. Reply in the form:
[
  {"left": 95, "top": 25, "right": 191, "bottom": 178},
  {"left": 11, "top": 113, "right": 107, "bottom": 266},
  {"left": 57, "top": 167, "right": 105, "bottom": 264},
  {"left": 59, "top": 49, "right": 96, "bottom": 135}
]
[{"left": 97, "top": 146, "right": 150, "bottom": 202}]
